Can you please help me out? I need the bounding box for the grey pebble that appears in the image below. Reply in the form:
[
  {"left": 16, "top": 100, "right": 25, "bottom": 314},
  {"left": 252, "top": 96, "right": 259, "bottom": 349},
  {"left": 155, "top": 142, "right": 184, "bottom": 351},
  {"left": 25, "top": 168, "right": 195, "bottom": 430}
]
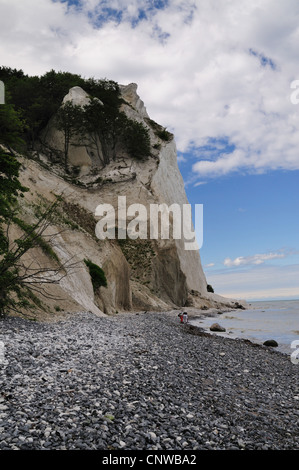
[{"left": 0, "top": 311, "right": 298, "bottom": 450}]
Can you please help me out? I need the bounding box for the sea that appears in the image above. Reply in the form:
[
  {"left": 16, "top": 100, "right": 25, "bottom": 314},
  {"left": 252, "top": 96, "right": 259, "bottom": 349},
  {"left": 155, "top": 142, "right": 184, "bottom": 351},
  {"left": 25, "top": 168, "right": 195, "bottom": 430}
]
[{"left": 190, "top": 299, "right": 299, "bottom": 357}]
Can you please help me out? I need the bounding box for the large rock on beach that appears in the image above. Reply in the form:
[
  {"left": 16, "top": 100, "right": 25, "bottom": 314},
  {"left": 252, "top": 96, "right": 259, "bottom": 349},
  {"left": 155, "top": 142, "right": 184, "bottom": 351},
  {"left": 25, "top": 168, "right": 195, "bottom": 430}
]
[
  {"left": 263, "top": 339, "right": 278, "bottom": 347},
  {"left": 210, "top": 323, "right": 226, "bottom": 332}
]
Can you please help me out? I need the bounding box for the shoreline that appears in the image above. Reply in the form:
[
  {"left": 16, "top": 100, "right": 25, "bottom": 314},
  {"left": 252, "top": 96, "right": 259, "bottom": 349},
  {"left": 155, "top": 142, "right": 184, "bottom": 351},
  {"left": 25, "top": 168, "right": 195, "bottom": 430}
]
[{"left": 185, "top": 302, "right": 298, "bottom": 357}]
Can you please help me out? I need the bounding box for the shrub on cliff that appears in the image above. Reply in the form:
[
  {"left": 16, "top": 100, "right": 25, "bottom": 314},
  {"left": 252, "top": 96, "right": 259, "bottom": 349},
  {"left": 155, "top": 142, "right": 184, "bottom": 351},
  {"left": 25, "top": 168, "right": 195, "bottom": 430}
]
[
  {"left": 123, "top": 119, "right": 151, "bottom": 160},
  {"left": 84, "top": 259, "right": 107, "bottom": 290}
]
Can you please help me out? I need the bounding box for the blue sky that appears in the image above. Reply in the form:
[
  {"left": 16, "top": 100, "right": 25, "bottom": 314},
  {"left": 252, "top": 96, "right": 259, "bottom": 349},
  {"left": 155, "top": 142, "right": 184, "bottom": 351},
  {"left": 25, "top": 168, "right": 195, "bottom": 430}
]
[
  {"left": 179, "top": 160, "right": 299, "bottom": 300},
  {"left": 1, "top": 0, "right": 299, "bottom": 301}
]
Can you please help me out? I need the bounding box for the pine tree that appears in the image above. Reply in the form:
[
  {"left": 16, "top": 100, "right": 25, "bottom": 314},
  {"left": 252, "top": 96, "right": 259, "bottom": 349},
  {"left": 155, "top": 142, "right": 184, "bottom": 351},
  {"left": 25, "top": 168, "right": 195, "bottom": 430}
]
[{"left": 54, "top": 101, "right": 84, "bottom": 171}]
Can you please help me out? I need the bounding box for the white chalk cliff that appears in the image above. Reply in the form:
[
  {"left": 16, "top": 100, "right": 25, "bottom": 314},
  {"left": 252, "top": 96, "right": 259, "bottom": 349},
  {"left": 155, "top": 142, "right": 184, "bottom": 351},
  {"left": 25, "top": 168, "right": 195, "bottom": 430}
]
[{"left": 18, "top": 84, "right": 244, "bottom": 317}]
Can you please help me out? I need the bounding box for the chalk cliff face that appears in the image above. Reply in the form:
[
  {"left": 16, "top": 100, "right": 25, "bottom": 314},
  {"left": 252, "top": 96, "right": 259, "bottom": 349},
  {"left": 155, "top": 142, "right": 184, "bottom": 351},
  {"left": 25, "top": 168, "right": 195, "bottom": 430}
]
[{"left": 21, "top": 84, "right": 242, "bottom": 317}]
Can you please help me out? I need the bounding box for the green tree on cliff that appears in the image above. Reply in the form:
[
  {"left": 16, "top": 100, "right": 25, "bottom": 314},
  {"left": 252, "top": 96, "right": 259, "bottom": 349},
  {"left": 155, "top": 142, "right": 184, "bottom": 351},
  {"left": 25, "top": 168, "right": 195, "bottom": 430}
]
[
  {"left": 54, "top": 101, "right": 84, "bottom": 172},
  {"left": 0, "top": 102, "right": 74, "bottom": 318}
]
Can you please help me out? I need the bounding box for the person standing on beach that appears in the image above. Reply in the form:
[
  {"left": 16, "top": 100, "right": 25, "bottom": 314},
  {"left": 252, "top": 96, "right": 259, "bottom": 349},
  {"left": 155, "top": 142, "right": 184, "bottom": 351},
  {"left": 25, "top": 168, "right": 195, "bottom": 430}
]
[
  {"left": 178, "top": 312, "right": 188, "bottom": 323},
  {"left": 178, "top": 313, "right": 184, "bottom": 323}
]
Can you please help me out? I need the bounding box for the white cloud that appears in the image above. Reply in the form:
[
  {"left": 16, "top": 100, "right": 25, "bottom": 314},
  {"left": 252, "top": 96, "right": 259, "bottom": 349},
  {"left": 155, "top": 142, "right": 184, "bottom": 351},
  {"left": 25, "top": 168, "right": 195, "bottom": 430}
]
[
  {"left": 204, "top": 262, "right": 215, "bottom": 268},
  {"left": 223, "top": 286, "right": 299, "bottom": 301},
  {"left": 177, "top": 155, "right": 187, "bottom": 163},
  {"left": 207, "top": 263, "right": 299, "bottom": 301},
  {"left": 224, "top": 251, "right": 287, "bottom": 267},
  {"left": 1, "top": 0, "right": 299, "bottom": 177}
]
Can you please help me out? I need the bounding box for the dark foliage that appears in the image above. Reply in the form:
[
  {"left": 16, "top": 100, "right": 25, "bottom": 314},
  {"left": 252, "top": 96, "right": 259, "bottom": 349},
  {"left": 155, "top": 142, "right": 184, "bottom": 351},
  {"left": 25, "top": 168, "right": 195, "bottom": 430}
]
[
  {"left": 84, "top": 258, "right": 107, "bottom": 290},
  {"left": 0, "top": 66, "right": 151, "bottom": 164}
]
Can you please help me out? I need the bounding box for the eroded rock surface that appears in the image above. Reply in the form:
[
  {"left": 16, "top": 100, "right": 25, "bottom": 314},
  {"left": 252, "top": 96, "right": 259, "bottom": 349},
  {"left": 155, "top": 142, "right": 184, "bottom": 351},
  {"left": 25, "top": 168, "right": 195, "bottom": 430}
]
[{"left": 20, "top": 84, "right": 245, "bottom": 316}]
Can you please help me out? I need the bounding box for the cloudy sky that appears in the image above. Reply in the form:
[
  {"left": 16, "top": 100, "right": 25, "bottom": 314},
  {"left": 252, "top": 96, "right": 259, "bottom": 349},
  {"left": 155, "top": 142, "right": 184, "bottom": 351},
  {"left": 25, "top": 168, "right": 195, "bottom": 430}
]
[{"left": 1, "top": 0, "right": 299, "bottom": 301}]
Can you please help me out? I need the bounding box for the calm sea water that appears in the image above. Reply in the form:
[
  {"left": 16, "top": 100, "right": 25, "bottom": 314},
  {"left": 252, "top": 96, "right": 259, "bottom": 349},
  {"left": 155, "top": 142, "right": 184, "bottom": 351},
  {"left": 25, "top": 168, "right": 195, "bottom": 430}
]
[{"left": 190, "top": 299, "right": 299, "bottom": 355}]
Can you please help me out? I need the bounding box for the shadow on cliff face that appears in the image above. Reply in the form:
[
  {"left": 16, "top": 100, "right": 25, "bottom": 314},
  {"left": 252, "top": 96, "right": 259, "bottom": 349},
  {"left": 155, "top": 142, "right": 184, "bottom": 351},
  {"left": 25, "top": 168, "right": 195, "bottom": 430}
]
[{"left": 117, "top": 237, "right": 187, "bottom": 308}]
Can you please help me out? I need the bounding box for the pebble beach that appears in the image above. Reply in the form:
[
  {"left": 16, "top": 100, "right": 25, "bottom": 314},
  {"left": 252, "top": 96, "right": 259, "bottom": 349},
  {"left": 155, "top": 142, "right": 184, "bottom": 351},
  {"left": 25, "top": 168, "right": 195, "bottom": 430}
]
[{"left": 0, "top": 310, "right": 299, "bottom": 451}]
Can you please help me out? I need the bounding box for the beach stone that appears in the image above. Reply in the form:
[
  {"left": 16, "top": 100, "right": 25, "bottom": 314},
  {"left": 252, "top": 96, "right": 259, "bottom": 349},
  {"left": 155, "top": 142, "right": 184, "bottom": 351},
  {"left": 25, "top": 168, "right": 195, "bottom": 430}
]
[
  {"left": 210, "top": 323, "right": 226, "bottom": 332},
  {"left": 263, "top": 340, "right": 278, "bottom": 347},
  {"left": 0, "top": 311, "right": 298, "bottom": 451}
]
